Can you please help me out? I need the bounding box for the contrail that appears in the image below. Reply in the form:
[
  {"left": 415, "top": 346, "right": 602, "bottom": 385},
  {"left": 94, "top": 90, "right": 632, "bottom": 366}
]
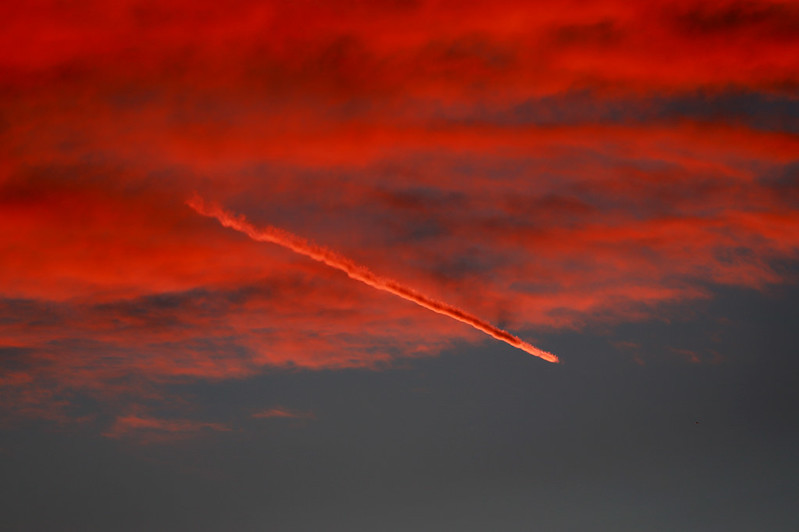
[{"left": 188, "top": 195, "right": 558, "bottom": 363}]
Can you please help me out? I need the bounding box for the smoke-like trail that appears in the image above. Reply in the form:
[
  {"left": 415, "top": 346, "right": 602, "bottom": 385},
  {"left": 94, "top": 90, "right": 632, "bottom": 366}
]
[{"left": 188, "top": 195, "right": 558, "bottom": 363}]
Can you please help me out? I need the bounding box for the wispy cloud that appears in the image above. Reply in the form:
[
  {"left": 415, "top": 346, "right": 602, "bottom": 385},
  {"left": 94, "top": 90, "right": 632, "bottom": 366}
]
[
  {"left": 103, "top": 414, "right": 230, "bottom": 443},
  {"left": 253, "top": 408, "right": 315, "bottom": 420},
  {"left": 0, "top": 0, "right": 797, "bottom": 426}
]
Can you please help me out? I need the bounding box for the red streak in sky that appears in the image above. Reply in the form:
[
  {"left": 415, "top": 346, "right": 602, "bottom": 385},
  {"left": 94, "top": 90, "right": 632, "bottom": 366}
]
[{"left": 188, "top": 195, "right": 559, "bottom": 363}]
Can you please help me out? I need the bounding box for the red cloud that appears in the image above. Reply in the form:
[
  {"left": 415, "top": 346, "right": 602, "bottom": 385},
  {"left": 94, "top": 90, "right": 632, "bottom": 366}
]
[
  {"left": 2, "top": 0, "right": 796, "bottom": 96},
  {"left": 0, "top": 0, "right": 797, "bottom": 431}
]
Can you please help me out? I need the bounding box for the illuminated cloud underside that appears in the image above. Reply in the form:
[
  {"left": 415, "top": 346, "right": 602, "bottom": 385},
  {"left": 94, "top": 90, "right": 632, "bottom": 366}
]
[{"left": 0, "top": 0, "right": 797, "bottom": 426}]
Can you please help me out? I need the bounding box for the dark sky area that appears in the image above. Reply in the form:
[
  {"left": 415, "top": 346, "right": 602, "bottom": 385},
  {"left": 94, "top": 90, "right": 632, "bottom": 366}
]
[{"left": 1, "top": 1, "right": 798, "bottom": 530}]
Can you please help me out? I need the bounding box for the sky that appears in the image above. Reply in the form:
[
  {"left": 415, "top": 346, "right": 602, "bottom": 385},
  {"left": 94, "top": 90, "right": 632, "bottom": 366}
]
[{"left": 0, "top": 1, "right": 798, "bottom": 530}]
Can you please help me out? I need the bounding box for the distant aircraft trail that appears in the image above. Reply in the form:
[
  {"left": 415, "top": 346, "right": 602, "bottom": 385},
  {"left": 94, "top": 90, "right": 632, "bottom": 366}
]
[{"left": 188, "top": 195, "right": 559, "bottom": 363}]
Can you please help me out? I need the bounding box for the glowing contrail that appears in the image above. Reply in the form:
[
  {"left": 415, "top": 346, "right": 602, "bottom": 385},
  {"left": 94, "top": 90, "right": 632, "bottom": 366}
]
[{"left": 188, "top": 195, "right": 558, "bottom": 363}]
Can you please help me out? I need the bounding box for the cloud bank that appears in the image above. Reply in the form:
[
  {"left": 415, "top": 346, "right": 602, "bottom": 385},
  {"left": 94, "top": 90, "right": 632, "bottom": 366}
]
[{"left": 0, "top": 0, "right": 797, "bottom": 431}]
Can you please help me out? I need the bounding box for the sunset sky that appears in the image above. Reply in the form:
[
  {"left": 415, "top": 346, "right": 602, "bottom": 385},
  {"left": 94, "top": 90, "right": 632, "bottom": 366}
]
[{"left": 1, "top": 1, "right": 798, "bottom": 530}]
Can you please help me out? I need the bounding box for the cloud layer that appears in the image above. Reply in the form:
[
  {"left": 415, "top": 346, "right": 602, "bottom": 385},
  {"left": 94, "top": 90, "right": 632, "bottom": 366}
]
[{"left": 1, "top": 0, "right": 797, "bottom": 429}]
